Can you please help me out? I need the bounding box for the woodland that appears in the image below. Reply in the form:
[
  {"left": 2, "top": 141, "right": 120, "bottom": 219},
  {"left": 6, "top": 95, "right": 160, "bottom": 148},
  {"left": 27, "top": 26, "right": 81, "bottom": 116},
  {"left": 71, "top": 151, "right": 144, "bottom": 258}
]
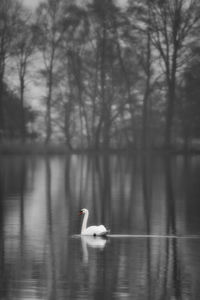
[{"left": 1, "top": 0, "right": 200, "bottom": 152}]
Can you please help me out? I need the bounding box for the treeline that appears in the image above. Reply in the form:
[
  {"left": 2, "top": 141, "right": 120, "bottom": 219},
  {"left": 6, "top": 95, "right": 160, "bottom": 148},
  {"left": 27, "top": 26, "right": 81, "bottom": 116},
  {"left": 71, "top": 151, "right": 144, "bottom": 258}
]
[{"left": 1, "top": 0, "right": 200, "bottom": 151}]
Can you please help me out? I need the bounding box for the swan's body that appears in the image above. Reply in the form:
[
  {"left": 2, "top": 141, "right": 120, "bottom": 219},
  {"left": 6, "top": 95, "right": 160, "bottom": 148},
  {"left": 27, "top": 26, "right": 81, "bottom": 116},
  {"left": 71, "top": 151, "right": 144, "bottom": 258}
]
[
  {"left": 79, "top": 208, "right": 108, "bottom": 236},
  {"left": 82, "top": 225, "right": 108, "bottom": 236}
]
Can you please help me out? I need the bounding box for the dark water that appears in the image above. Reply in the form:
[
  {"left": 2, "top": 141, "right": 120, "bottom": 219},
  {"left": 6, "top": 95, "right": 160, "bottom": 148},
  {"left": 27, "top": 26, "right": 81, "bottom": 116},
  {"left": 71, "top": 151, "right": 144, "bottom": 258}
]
[{"left": 0, "top": 154, "right": 200, "bottom": 299}]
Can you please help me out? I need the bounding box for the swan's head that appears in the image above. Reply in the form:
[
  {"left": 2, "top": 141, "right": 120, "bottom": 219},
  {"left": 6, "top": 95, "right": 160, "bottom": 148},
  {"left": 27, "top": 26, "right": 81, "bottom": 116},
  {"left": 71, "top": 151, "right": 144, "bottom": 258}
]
[{"left": 78, "top": 208, "right": 88, "bottom": 216}]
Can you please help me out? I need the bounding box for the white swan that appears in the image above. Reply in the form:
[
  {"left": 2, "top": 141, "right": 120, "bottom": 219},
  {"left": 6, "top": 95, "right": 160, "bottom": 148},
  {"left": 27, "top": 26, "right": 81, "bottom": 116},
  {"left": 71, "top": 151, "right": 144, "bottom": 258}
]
[{"left": 78, "top": 208, "right": 109, "bottom": 236}]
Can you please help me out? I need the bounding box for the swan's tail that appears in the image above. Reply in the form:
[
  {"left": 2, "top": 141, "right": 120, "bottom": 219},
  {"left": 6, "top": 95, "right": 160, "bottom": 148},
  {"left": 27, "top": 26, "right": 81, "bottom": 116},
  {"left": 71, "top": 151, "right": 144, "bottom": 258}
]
[{"left": 99, "top": 229, "right": 110, "bottom": 236}]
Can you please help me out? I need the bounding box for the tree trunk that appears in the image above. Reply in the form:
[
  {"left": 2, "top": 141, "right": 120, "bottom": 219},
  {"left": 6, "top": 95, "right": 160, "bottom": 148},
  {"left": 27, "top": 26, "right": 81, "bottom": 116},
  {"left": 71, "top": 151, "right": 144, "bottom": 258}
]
[
  {"left": 142, "top": 24, "right": 151, "bottom": 151},
  {"left": 103, "top": 111, "right": 111, "bottom": 150},
  {"left": 0, "top": 52, "right": 5, "bottom": 139},
  {"left": 0, "top": 78, "right": 4, "bottom": 139},
  {"left": 46, "top": 92, "right": 52, "bottom": 144},
  {"left": 165, "top": 84, "right": 175, "bottom": 149},
  {"left": 20, "top": 77, "right": 25, "bottom": 142},
  {"left": 100, "top": 11, "right": 109, "bottom": 151},
  {"left": 64, "top": 102, "right": 73, "bottom": 151},
  {"left": 46, "top": 97, "right": 52, "bottom": 144},
  {"left": 165, "top": 44, "right": 177, "bottom": 149},
  {"left": 94, "top": 117, "right": 103, "bottom": 151},
  {"left": 45, "top": 61, "right": 53, "bottom": 145}
]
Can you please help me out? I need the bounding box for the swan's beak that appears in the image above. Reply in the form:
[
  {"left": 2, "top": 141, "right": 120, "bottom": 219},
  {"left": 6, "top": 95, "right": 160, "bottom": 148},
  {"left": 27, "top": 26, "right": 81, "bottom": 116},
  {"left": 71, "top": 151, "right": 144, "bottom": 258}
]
[{"left": 78, "top": 211, "right": 83, "bottom": 216}]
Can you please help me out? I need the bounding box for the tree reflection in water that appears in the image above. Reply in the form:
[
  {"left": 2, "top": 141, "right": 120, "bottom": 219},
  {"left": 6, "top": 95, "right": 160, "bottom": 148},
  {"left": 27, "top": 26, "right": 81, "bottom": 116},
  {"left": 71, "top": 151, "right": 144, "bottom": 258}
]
[{"left": 0, "top": 154, "right": 200, "bottom": 299}]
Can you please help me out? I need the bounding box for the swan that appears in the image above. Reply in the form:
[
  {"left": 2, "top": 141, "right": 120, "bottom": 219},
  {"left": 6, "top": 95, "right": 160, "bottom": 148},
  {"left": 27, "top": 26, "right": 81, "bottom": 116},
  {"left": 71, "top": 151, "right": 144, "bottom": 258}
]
[{"left": 78, "top": 208, "right": 109, "bottom": 236}]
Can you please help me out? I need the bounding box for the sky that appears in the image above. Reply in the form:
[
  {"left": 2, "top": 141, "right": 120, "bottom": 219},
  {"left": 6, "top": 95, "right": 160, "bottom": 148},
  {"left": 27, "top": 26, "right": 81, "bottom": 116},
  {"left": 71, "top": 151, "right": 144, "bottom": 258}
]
[
  {"left": 21, "top": 0, "right": 42, "bottom": 10},
  {"left": 21, "top": 0, "right": 127, "bottom": 10}
]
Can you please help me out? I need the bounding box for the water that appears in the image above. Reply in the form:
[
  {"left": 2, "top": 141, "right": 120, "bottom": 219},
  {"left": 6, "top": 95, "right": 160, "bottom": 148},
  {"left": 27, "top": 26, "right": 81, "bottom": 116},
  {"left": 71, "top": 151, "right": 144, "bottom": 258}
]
[{"left": 0, "top": 154, "right": 200, "bottom": 299}]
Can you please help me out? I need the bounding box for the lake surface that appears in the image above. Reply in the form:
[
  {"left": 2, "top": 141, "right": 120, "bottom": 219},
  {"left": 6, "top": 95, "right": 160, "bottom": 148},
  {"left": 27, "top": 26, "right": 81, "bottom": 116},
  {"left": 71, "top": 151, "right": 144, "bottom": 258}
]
[{"left": 0, "top": 154, "right": 200, "bottom": 299}]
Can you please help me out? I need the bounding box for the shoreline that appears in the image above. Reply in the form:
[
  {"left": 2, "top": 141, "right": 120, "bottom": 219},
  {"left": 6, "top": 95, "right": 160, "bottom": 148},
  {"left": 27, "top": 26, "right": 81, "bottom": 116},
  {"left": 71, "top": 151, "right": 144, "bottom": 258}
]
[{"left": 0, "top": 142, "right": 200, "bottom": 155}]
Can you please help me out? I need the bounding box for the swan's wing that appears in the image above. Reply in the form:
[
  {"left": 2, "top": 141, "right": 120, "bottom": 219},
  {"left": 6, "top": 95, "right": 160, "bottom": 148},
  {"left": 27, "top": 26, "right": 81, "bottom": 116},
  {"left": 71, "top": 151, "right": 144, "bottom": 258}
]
[
  {"left": 83, "top": 226, "right": 99, "bottom": 235},
  {"left": 96, "top": 225, "right": 109, "bottom": 236}
]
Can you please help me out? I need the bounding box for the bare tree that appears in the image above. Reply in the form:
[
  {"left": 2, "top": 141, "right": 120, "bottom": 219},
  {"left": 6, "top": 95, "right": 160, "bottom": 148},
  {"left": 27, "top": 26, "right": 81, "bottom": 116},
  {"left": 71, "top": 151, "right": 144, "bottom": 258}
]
[
  {"left": 0, "top": 0, "right": 21, "bottom": 139},
  {"left": 88, "top": 0, "right": 130, "bottom": 150},
  {"left": 140, "top": 1, "right": 153, "bottom": 150},
  {"left": 36, "top": 0, "right": 63, "bottom": 144},
  {"left": 12, "top": 10, "right": 36, "bottom": 142},
  {"left": 149, "top": 0, "right": 200, "bottom": 149}
]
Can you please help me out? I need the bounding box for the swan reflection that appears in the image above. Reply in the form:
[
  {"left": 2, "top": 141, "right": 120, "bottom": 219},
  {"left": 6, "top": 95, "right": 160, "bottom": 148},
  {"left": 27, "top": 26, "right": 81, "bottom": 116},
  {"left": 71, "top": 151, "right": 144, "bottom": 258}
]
[{"left": 81, "top": 236, "right": 107, "bottom": 264}]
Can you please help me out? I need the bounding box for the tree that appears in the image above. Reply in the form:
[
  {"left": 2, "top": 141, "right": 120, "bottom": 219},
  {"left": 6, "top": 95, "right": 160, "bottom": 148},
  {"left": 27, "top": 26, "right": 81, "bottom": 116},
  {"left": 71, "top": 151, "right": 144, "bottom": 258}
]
[
  {"left": 11, "top": 9, "right": 37, "bottom": 141},
  {"left": 54, "top": 2, "right": 91, "bottom": 148},
  {"left": 179, "top": 47, "right": 200, "bottom": 150},
  {"left": 139, "top": 1, "right": 153, "bottom": 150},
  {"left": 2, "top": 83, "right": 36, "bottom": 139},
  {"left": 149, "top": 0, "right": 200, "bottom": 148},
  {"left": 0, "top": 0, "right": 21, "bottom": 139},
  {"left": 36, "top": 0, "right": 64, "bottom": 144},
  {"left": 127, "top": 0, "right": 154, "bottom": 150},
  {"left": 87, "top": 0, "right": 134, "bottom": 150}
]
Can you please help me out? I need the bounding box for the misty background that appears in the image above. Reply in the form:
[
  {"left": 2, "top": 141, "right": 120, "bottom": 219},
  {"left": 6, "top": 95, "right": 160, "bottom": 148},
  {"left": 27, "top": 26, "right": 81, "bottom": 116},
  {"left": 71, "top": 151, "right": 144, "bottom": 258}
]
[{"left": 1, "top": 0, "right": 200, "bottom": 152}]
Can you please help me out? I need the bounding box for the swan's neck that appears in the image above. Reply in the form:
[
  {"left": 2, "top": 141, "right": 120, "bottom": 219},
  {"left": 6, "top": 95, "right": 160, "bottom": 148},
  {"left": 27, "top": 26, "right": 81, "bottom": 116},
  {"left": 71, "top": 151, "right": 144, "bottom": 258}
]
[{"left": 81, "top": 211, "right": 89, "bottom": 234}]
